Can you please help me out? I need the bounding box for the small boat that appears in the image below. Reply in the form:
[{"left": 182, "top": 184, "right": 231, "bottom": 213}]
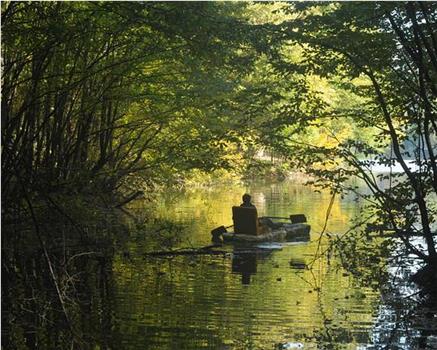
[
  {"left": 222, "top": 223, "right": 311, "bottom": 243},
  {"left": 211, "top": 206, "right": 311, "bottom": 243}
]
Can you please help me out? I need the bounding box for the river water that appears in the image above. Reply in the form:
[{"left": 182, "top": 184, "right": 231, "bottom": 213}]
[
  {"left": 110, "top": 180, "right": 394, "bottom": 349},
  {"left": 4, "top": 180, "right": 436, "bottom": 349}
]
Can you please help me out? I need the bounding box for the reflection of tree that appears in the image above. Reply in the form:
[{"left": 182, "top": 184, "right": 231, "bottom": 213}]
[
  {"left": 287, "top": 256, "right": 377, "bottom": 349},
  {"left": 2, "top": 227, "right": 118, "bottom": 349},
  {"left": 369, "top": 264, "right": 437, "bottom": 350},
  {"left": 311, "top": 287, "right": 356, "bottom": 350}
]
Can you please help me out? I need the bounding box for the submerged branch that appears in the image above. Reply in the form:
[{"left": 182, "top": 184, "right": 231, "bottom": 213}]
[{"left": 144, "top": 244, "right": 228, "bottom": 257}]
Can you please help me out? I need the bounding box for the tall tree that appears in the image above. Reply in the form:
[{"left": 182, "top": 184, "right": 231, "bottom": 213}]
[
  {"left": 1, "top": 1, "right": 260, "bottom": 216},
  {"left": 261, "top": 2, "right": 437, "bottom": 265}
]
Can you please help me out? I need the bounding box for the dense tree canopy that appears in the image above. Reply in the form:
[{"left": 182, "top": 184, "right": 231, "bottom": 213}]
[
  {"left": 2, "top": 2, "right": 437, "bottom": 349},
  {"left": 2, "top": 2, "right": 261, "bottom": 205},
  {"left": 264, "top": 2, "right": 437, "bottom": 264},
  {"left": 2, "top": 1, "right": 436, "bottom": 268}
]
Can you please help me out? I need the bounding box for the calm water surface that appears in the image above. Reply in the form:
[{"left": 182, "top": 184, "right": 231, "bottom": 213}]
[
  {"left": 114, "top": 180, "right": 386, "bottom": 349},
  {"left": 4, "top": 180, "right": 435, "bottom": 349}
]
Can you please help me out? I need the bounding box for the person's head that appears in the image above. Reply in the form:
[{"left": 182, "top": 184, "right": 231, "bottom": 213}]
[{"left": 242, "top": 193, "right": 252, "bottom": 204}]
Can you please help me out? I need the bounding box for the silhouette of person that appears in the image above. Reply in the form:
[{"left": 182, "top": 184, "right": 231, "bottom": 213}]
[
  {"left": 240, "top": 193, "right": 255, "bottom": 208},
  {"left": 240, "top": 193, "right": 279, "bottom": 230}
]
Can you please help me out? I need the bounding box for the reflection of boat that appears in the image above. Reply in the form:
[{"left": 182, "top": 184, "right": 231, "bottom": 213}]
[
  {"left": 223, "top": 223, "right": 310, "bottom": 243},
  {"left": 231, "top": 247, "right": 275, "bottom": 284},
  {"left": 289, "top": 258, "right": 307, "bottom": 270}
]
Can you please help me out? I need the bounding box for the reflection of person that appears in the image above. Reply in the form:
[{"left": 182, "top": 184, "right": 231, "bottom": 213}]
[
  {"left": 232, "top": 251, "right": 257, "bottom": 285},
  {"left": 240, "top": 193, "right": 255, "bottom": 208}
]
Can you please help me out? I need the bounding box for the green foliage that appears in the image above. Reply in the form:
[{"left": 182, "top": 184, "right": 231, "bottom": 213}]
[
  {"left": 3, "top": 0, "right": 436, "bottom": 268},
  {"left": 1, "top": 2, "right": 263, "bottom": 220},
  {"left": 256, "top": 1, "right": 437, "bottom": 264}
]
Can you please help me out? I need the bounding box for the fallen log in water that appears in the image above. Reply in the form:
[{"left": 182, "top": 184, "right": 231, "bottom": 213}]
[{"left": 144, "top": 244, "right": 229, "bottom": 257}]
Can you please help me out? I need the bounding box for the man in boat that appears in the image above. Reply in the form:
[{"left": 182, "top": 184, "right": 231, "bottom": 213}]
[
  {"left": 240, "top": 194, "right": 279, "bottom": 229},
  {"left": 240, "top": 193, "right": 255, "bottom": 208},
  {"left": 212, "top": 194, "right": 261, "bottom": 239}
]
